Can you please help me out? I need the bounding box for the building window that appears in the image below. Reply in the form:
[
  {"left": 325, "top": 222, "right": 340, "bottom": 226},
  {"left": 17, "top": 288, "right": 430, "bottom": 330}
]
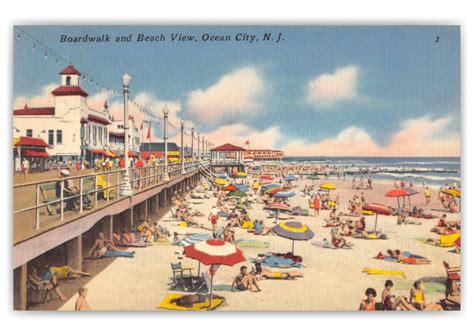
[
  {"left": 26, "top": 129, "right": 33, "bottom": 137},
  {"left": 98, "top": 127, "right": 102, "bottom": 144},
  {"left": 93, "top": 125, "right": 97, "bottom": 144},
  {"left": 48, "top": 130, "right": 54, "bottom": 146},
  {"left": 56, "top": 130, "right": 63, "bottom": 144},
  {"left": 66, "top": 76, "right": 71, "bottom": 86}
]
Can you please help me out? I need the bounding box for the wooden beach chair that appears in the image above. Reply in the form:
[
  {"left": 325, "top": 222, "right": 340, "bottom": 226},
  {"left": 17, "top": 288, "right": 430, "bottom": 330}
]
[
  {"left": 26, "top": 279, "right": 58, "bottom": 305},
  {"left": 39, "top": 182, "right": 59, "bottom": 216},
  {"left": 443, "top": 261, "right": 460, "bottom": 281},
  {"left": 170, "top": 262, "right": 194, "bottom": 291}
]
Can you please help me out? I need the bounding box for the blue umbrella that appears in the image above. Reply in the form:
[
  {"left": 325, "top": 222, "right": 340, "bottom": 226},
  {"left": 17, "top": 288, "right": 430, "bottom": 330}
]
[
  {"left": 285, "top": 175, "right": 298, "bottom": 182},
  {"left": 235, "top": 184, "right": 249, "bottom": 192},
  {"left": 274, "top": 190, "right": 296, "bottom": 198},
  {"left": 262, "top": 183, "right": 281, "bottom": 190}
]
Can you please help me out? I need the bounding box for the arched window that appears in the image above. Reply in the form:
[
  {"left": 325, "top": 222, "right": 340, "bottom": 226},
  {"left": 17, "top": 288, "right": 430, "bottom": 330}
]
[{"left": 65, "top": 76, "right": 71, "bottom": 86}]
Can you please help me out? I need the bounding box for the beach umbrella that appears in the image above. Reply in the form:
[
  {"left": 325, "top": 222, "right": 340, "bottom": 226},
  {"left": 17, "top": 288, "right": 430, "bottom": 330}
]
[
  {"left": 222, "top": 185, "right": 237, "bottom": 191},
  {"left": 320, "top": 183, "right": 336, "bottom": 190},
  {"left": 442, "top": 189, "right": 461, "bottom": 198},
  {"left": 214, "top": 178, "right": 226, "bottom": 186},
  {"left": 262, "top": 183, "right": 281, "bottom": 190},
  {"left": 385, "top": 189, "right": 410, "bottom": 208},
  {"left": 363, "top": 203, "right": 392, "bottom": 232},
  {"left": 184, "top": 239, "right": 245, "bottom": 308},
  {"left": 235, "top": 184, "right": 248, "bottom": 192},
  {"left": 271, "top": 221, "right": 314, "bottom": 255},
  {"left": 261, "top": 175, "right": 273, "bottom": 181},
  {"left": 285, "top": 175, "right": 297, "bottom": 182},
  {"left": 402, "top": 187, "right": 419, "bottom": 207},
  {"left": 215, "top": 173, "right": 228, "bottom": 179},
  {"left": 264, "top": 202, "right": 292, "bottom": 225},
  {"left": 226, "top": 190, "right": 248, "bottom": 198},
  {"left": 177, "top": 233, "right": 213, "bottom": 275},
  {"left": 274, "top": 190, "right": 296, "bottom": 198},
  {"left": 265, "top": 187, "right": 283, "bottom": 195},
  {"left": 307, "top": 174, "right": 320, "bottom": 180}
]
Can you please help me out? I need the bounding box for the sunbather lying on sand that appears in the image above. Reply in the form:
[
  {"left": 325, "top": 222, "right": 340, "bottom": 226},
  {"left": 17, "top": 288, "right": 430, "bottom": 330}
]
[
  {"left": 383, "top": 249, "right": 430, "bottom": 264},
  {"left": 252, "top": 262, "right": 303, "bottom": 280},
  {"left": 331, "top": 231, "right": 353, "bottom": 248},
  {"left": 170, "top": 294, "right": 224, "bottom": 308},
  {"left": 88, "top": 232, "right": 135, "bottom": 259}
]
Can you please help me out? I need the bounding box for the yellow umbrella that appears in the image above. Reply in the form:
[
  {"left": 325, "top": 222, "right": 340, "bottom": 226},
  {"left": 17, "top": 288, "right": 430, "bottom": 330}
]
[
  {"left": 320, "top": 183, "right": 336, "bottom": 190},
  {"left": 442, "top": 189, "right": 460, "bottom": 198},
  {"left": 214, "top": 178, "right": 226, "bottom": 186}
]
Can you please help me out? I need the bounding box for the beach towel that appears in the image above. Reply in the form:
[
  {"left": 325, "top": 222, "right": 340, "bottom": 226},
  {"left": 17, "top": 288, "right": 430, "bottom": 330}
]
[
  {"left": 362, "top": 268, "right": 406, "bottom": 278},
  {"left": 362, "top": 210, "right": 374, "bottom": 216},
  {"left": 177, "top": 233, "right": 212, "bottom": 247},
  {"left": 157, "top": 293, "right": 224, "bottom": 311},
  {"left": 405, "top": 221, "right": 422, "bottom": 225},
  {"left": 440, "top": 232, "right": 461, "bottom": 247},
  {"left": 354, "top": 233, "right": 388, "bottom": 240},
  {"left": 236, "top": 239, "right": 270, "bottom": 249}
]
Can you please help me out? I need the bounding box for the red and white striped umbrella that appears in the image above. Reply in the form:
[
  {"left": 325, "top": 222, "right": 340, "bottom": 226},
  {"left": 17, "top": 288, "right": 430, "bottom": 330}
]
[{"left": 184, "top": 239, "right": 245, "bottom": 266}]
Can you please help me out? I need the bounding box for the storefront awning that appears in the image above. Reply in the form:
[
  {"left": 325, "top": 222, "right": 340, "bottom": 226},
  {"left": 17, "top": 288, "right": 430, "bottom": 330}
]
[{"left": 22, "top": 149, "right": 49, "bottom": 158}]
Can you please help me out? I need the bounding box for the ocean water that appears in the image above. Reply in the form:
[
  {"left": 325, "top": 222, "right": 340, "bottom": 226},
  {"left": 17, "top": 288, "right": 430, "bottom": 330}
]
[{"left": 282, "top": 156, "right": 461, "bottom": 188}]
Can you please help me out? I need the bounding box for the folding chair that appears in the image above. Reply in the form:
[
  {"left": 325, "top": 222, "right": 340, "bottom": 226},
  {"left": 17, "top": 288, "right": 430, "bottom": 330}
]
[{"left": 170, "top": 262, "right": 194, "bottom": 291}]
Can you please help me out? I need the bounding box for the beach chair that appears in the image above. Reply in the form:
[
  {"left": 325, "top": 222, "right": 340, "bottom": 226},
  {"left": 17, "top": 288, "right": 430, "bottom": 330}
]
[
  {"left": 26, "top": 279, "right": 58, "bottom": 305},
  {"left": 443, "top": 261, "right": 460, "bottom": 281},
  {"left": 194, "top": 272, "right": 212, "bottom": 293},
  {"left": 170, "top": 262, "right": 194, "bottom": 291},
  {"left": 39, "top": 182, "right": 59, "bottom": 216}
]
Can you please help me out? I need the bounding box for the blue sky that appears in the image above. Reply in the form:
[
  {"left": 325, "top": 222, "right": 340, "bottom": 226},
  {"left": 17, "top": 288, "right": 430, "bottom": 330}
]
[{"left": 13, "top": 26, "right": 460, "bottom": 156}]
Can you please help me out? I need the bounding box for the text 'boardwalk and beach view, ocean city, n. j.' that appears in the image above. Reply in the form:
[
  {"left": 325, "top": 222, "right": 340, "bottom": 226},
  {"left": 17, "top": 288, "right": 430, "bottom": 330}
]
[{"left": 12, "top": 26, "right": 460, "bottom": 311}]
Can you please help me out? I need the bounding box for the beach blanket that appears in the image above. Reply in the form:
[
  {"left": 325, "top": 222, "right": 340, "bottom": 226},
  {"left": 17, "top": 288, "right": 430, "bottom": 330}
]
[
  {"left": 311, "top": 239, "right": 351, "bottom": 249},
  {"left": 236, "top": 239, "right": 270, "bottom": 249},
  {"left": 362, "top": 268, "right": 406, "bottom": 278},
  {"left": 405, "top": 221, "right": 422, "bottom": 225},
  {"left": 419, "top": 232, "right": 460, "bottom": 248},
  {"left": 374, "top": 251, "right": 430, "bottom": 265},
  {"left": 157, "top": 293, "right": 224, "bottom": 311},
  {"left": 255, "top": 253, "right": 303, "bottom": 268}
]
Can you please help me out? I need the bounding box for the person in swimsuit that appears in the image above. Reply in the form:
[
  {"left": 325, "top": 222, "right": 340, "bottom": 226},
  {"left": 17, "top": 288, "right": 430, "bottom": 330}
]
[
  {"left": 381, "top": 280, "right": 403, "bottom": 310},
  {"left": 359, "top": 287, "right": 377, "bottom": 311},
  {"left": 410, "top": 280, "right": 426, "bottom": 310},
  {"left": 231, "top": 266, "right": 261, "bottom": 292},
  {"left": 75, "top": 287, "right": 91, "bottom": 311},
  {"left": 28, "top": 266, "right": 66, "bottom": 301}
]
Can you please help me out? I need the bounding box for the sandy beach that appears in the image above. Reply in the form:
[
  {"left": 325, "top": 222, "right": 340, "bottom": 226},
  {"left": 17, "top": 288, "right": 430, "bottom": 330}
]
[{"left": 52, "top": 175, "right": 461, "bottom": 311}]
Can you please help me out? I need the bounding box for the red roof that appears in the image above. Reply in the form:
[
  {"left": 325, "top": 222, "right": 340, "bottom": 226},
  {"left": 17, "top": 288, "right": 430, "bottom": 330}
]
[
  {"left": 60, "top": 65, "right": 81, "bottom": 75},
  {"left": 15, "top": 136, "right": 49, "bottom": 147},
  {"left": 51, "top": 86, "right": 88, "bottom": 97},
  {"left": 14, "top": 107, "right": 55, "bottom": 116},
  {"left": 211, "top": 143, "right": 246, "bottom": 152},
  {"left": 141, "top": 151, "right": 164, "bottom": 159},
  {"left": 88, "top": 114, "right": 111, "bottom": 125},
  {"left": 22, "top": 149, "right": 49, "bottom": 158}
]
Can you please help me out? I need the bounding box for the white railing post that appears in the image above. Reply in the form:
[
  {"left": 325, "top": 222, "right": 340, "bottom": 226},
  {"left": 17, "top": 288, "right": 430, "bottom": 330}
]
[
  {"left": 79, "top": 177, "right": 83, "bottom": 213},
  {"left": 35, "top": 184, "right": 40, "bottom": 230},
  {"left": 106, "top": 173, "right": 110, "bottom": 203},
  {"left": 60, "top": 180, "right": 64, "bottom": 220}
]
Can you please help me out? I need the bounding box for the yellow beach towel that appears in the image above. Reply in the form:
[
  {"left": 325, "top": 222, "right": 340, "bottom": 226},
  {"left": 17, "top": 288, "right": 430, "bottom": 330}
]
[
  {"left": 178, "top": 221, "right": 188, "bottom": 227},
  {"left": 362, "top": 268, "right": 406, "bottom": 278},
  {"left": 439, "top": 232, "right": 460, "bottom": 247},
  {"left": 362, "top": 210, "right": 374, "bottom": 216},
  {"left": 157, "top": 293, "right": 224, "bottom": 311}
]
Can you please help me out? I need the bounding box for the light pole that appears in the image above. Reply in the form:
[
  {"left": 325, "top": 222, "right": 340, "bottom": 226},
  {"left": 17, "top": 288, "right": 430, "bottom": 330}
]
[
  {"left": 119, "top": 73, "right": 133, "bottom": 196},
  {"left": 180, "top": 120, "right": 185, "bottom": 174},
  {"left": 163, "top": 105, "right": 170, "bottom": 181},
  {"left": 197, "top": 132, "right": 200, "bottom": 162},
  {"left": 191, "top": 127, "right": 194, "bottom": 161}
]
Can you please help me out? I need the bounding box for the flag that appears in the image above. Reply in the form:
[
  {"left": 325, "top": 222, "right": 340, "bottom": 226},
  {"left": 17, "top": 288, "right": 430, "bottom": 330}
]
[{"left": 146, "top": 126, "right": 151, "bottom": 139}]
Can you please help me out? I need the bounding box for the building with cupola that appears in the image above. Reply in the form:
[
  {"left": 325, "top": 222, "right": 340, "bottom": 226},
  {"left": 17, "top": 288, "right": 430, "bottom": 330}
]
[{"left": 13, "top": 64, "right": 141, "bottom": 165}]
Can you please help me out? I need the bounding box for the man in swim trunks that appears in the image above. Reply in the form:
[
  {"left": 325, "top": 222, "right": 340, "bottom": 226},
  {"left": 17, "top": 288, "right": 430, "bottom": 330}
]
[{"left": 231, "top": 266, "right": 261, "bottom": 292}]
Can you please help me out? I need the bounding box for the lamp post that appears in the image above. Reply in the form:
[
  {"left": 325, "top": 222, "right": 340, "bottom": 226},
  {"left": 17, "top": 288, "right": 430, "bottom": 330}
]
[
  {"left": 163, "top": 105, "right": 170, "bottom": 181},
  {"left": 191, "top": 127, "right": 194, "bottom": 161},
  {"left": 197, "top": 132, "right": 200, "bottom": 162},
  {"left": 180, "top": 120, "right": 185, "bottom": 174},
  {"left": 119, "top": 73, "right": 133, "bottom": 196}
]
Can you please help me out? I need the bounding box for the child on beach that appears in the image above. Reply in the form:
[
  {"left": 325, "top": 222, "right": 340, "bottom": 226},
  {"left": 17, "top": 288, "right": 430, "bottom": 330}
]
[{"left": 75, "top": 287, "right": 91, "bottom": 311}]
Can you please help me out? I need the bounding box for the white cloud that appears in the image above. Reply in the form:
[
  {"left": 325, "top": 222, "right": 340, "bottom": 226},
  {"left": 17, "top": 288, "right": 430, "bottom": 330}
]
[
  {"left": 186, "top": 66, "right": 265, "bottom": 124},
  {"left": 282, "top": 115, "right": 460, "bottom": 157},
  {"left": 13, "top": 83, "right": 57, "bottom": 109},
  {"left": 306, "top": 66, "right": 359, "bottom": 106}
]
